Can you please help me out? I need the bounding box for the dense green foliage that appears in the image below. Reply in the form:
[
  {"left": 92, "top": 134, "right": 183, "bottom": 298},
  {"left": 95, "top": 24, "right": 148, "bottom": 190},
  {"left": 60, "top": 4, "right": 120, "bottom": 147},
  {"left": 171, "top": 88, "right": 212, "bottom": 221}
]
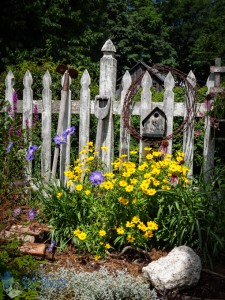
[{"left": 1, "top": 0, "right": 225, "bottom": 81}]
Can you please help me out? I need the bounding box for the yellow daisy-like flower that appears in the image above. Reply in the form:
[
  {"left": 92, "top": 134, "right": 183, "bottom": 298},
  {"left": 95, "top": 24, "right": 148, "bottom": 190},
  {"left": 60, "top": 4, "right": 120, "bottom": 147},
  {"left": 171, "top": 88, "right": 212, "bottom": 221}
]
[
  {"left": 152, "top": 151, "right": 161, "bottom": 157},
  {"left": 125, "top": 185, "right": 134, "bottom": 192},
  {"left": 131, "top": 216, "right": 140, "bottom": 224},
  {"left": 130, "top": 150, "right": 138, "bottom": 155},
  {"left": 137, "top": 222, "right": 147, "bottom": 231},
  {"left": 85, "top": 190, "right": 91, "bottom": 195},
  {"left": 88, "top": 156, "right": 94, "bottom": 161},
  {"left": 144, "top": 231, "right": 153, "bottom": 238},
  {"left": 87, "top": 141, "right": 94, "bottom": 146},
  {"left": 144, "top": 188, "right": 157, "bottom": 196},
  {"left": 73, "top": 229, "right": 81, "bottom": 236},
  {"left": 118, "top": 197, "right": 129, "bottom": 205},
  {"left": 104, "top": 172, "right": 115, "bottom": 178},
  {"left": 146, "top": 154, "right": 153, "bottom": 160},
  {"left": 147, "top": 221, "right": 158, "bottom": 230},
  {"left": 57, "top": 192, "right": 63, "bottom": 199},
  {"left": 161, "top": 185, "right": 171, "bottom": 190},
  {"left": 100, "top": 181, "right": 114, "bottom": 190},
  {"left": 94, "top": 255, "right": 101, "bottom": 261},
  {"left": 79, "top": 149, "right": 87, "bottom": 155},
  {"left": 101, "top": 146, "right": 108, "bottom": 150},
  {"left": 119, "top": 180, "right": 128, "bottom": 187},
  {"left": 132, "top": 198, "right": 137, "bottom": 204},
  {"left": 99, "top": 241, "right": 104, "bottom": 245},
  {"left": 67, "top": 180, "right": 73, "bottom": 187},
  {"left": 122, "top": 172, "right": 132, "bottom": 178},
  {"left": 127, "top": 235, "right": 135, "bottom": 243},
  {"left": 78, "top": 232, "right": 87, "bottom": 240},
  {"left": 176, "top": 156, "right": 184, "bottom": 162},
  {"left": 117, "top": 227, "right": 125, "bottom": 234},
  {"left": 75, "top": 184, "right": 83, "bottom": 191},
  {"left": 144, "top": 147, "right": 152, "bottom": 151},
  {"left": 126, "top": 221, "right": 135, "bottom": 228},
  {"left": 99, "top": 230, "right": 106, "bottom": 237},
  {"left": 105, "top": 243, "right": 111, "bottom": 249},
  {"left": 130, "top": 178, "right": 138, "bottom": 184}
]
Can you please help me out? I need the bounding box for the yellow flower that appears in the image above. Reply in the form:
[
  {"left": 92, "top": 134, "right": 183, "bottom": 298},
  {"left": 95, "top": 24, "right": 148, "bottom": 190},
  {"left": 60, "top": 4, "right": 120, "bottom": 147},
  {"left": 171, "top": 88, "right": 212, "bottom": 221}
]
[
  {"left": 104, "top": 172, "right": 115, "bottom": 178},
  {"left": 67, "top": 180, "right": 73, "bottom": 187},
  {"left": 161, "top": 185, "right": 171, "bottom": 190},
  {"left": 99, "top": 230, "right": 106, "bottom": 237},
  {"left": 88, "top": 156, "right": 94, "bottom": 161},
  {"left": 57, "top": 192, "right": 63, "bottom": 199},
  {"left": 176, "top": 156, "right": 183, "bottom": 162},
  {"left": 105, "top": 243, "right": 111, "bottom": 249},
  {"left": 130, "top": 150, "right": 137, "bottom": 155},
  {"left": 100, "top": 181, "right": 114, "bottom": 190},
  {"left": 137, "top": 222, "right": 147, "bottom": 231},
  {"left": 144, "top": 147, "right": 152, "bottom": 151},
  {"left": 127, "top": 235, "right": 135, "bottom": 243},
  {"left": 78, "top": 232, "right": 87, "bottom": 240},
  {"left": 122, "top": 172, "right": 132, "bottom": 178},
  {"left": 130, "top": 178, "right": 138, "bottom": 184},
  {"left": 152, "top": 151, "right": 161, "bottom": 157},
  {"left": 117, "top": 227, "right": 125, "bottom": 234},
  {"left": 146, "top": 154, "right": 153, "bottom": 160},
  {"left": 147, "top": 221, "right": 158, "bottom": 230},
  {"left": 85, "top": 190, "right": 91, "bottom": 195},
  {"left": 119, "top": 180, "right": 128, "bottom": 187},
  {"left": 94, "top": 255, "right": 101, "bottom": 261},
  {"left": 118, "top": 197, "right": 129, "bottom": 205},
  {"left": 125, "top": 185, "right": 134, "bottom": 192},
  {"left": 73, "top": 229, "right": 81, "bottom": 236},
  {"left": 99, "top": 241, "right": 104, "bottom": 245},
  {"left": 101, "top": 146, "right": 108, "bottom": 150},
  {"left": 131, "top": 216, "right": 140, "bottom": 224},
  {"left": 88, "top": 141, "right": 94, "bottom": 146},
  {"left": 126, "top": 221, "right": 135, "bottom": 228},
  {"left": 132, "top": 198, "right": 137, "bottom": 204},
  {"left": 75, "top": 184, "right": 83, "bottom": 191},
  {"left": 79, "top": 149, "right": 87, "bottom": 154},
  {"left": 144, "top": 188, "right": 157, "bottom": 196},
  {"left": 144, "top": 231, "right": 153, "bottom": 238}
]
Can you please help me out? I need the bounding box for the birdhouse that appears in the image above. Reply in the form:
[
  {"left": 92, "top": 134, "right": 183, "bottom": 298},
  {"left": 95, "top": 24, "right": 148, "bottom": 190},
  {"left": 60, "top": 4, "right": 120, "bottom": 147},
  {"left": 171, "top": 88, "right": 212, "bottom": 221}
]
[{"left": 142, "top": 107, "right": 167, "bottom": 139}]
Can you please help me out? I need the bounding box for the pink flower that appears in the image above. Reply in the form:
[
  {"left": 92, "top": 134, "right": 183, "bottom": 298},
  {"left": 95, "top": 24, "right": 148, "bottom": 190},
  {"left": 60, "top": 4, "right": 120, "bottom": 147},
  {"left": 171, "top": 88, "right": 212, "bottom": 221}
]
[
  {"left": 170, "top": 174, "right": 179, "bottom": 186},
  {"left": 195, "top": 130, "right": 201, "bottom": 136}
]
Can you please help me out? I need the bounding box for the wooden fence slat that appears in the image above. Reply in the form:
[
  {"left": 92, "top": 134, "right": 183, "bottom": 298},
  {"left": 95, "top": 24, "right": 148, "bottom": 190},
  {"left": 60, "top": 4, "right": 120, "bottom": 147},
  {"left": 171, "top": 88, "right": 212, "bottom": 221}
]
[
  {"left": 5, "top": 70, "right": 15, "bottom": 109},
  {"left": 23, "top": 70, "right": 33, "bottom": 180},
  {"left": 41, "top": 70, "right": 52, "bottom": 182},
  {"left": 204, "top": 73, "right": 215, "bottom": 181},
  {"left": 183, "top": 70, "right": 196, "bottom": 175},
  {"left": 60, "top": 74, "right": 72, "bottom": 185},
  {"left": 163, "top": 72, "right": 175, "bottom": 155},
  {"left": 140, "top": 71, "right": 152, "bottom": 160},
  {"left": 79, "top": 69, "right": 91, "bottom": 162},
  {"left": 119, "top": 70, "right": 132, "bottom": 159}
]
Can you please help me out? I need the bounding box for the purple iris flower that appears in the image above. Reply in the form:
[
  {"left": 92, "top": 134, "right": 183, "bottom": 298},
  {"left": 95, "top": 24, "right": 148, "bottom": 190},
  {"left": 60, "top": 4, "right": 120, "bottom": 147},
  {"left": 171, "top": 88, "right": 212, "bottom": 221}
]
[
  {"left": 13, "top": 207, "right": 22, "bottom": 218},
  {"left": 6, "top": 141, "right": 13, "bottom": 153},
  {"left": 48, "top": 240, "right": 56, "bottom": 253},
  {"left": 28, "top": 208, "right": 37, "bottom": 220},
  {"left": 26, "top": 145, "right": 38, "bottom": 161},
  {"left": 89, "top": 171, "right": 104, "bottom": 185},
  {"left": 53, "top": 126, "right": 76, "bottom": 145}
]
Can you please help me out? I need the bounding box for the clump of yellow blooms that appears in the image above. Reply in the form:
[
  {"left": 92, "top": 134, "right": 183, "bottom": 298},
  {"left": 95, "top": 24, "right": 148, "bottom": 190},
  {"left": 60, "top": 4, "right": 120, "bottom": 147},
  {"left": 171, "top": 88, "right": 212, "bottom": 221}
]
[{"left": 67, "top": 142, "right": 190, "bottom": 256}]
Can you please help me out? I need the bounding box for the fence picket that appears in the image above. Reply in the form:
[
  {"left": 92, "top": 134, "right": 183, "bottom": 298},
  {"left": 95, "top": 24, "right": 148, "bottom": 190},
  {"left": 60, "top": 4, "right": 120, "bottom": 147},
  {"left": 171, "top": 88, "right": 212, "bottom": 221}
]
[
  {"left": 183, "top": 70, "right": 196, "bottom": 175},
  {"left": 163, "top": 72, "right": 175, "bottom": 155},
  {"left": 140, "top": 71, "right": 152, "bottom": 160},
  {"left": 120, "top": 70, "right": 132, "bottom": 159},
  {"left": 5, "top": 70, "right": 15, "bottom": 109},
  {"left": 23, "top": 70, "right": 33, "bottom": 180},
  {"left": 41, "top": 70, "right": 52, "bottom": 182}
]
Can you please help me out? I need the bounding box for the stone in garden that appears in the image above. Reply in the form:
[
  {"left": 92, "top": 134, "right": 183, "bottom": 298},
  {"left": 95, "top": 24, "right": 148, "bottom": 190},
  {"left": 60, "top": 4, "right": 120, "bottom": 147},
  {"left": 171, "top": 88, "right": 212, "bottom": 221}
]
[
  {"left": 19, "top": 242, "right": 47, "bottom": 257},
  {"left": 142, "top": 245, "right": 201, "bottom": 291}
]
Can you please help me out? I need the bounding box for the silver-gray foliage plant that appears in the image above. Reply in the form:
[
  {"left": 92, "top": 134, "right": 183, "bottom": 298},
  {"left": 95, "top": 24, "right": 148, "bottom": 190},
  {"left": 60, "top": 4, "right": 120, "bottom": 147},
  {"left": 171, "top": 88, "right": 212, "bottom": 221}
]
[{"left": 37, "top": 267, "right": 158, "bottom": 300}]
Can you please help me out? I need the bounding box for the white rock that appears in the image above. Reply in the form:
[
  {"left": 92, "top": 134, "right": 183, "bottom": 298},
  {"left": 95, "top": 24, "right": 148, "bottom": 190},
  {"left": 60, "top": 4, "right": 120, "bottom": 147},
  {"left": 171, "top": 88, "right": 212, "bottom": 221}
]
[{"left": 142, "top": 246, "right": 201, "bottom": 290}]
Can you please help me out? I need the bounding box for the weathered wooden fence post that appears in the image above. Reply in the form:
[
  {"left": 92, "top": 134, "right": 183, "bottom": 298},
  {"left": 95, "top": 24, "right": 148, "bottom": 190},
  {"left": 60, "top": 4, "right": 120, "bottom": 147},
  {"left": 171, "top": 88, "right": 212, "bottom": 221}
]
[
  {"left": 41, "top": 71, "right": 52, "bottom": 182},
  {"left": 95, "top": 39, "right": 117, "bottom": 170},
  {"left": 79, "top": 69, "right": 91, "bottom": 160},
  {"left": 119, "top": 70, "right": 132, "bottom": 158},
  {"left": 60, "top": 73, "right": 72, "bottom": 185},
  {"left": 5, "top": 70, "right": 15, "bottom": 110},
  {"left": 163, "top": 72, "right": 175, "bottom": 155},
  {"left": 23, "top": 70, "right": 33, "bottom": 181},
  {"left": 139, "top": 71, "right": 152, "bottom": 160},
  {"left": 183, "top": 71, "right": 196, "bottom": 175}
]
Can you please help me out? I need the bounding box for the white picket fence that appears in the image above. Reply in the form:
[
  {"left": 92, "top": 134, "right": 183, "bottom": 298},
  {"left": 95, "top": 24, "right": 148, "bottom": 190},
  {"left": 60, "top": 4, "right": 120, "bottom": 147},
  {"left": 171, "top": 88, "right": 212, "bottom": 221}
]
[{"left": 4, "top": 39, "right": 216, "bottom": 185}]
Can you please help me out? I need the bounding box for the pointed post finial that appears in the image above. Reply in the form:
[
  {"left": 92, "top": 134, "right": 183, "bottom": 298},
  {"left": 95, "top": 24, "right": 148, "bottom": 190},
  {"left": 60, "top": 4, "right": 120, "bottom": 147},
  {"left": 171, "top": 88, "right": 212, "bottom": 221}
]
[{"left": 101, "top": 39, "right": 116, "bottom": 54}]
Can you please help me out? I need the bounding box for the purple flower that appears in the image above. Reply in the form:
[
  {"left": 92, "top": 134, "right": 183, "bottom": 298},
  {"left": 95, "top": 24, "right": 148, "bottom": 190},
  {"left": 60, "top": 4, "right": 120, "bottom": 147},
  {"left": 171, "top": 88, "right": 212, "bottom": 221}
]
[
  {"left": 48, "top": 240, "right": 56, "bottom": 253},
  {"left": 26, "top": 145, "right": 38, "bottom": 161},
  {"left": 89, "top": 171, "right": 104, "bottom": 185},
  {"left": 64, "top": 126, "right": 75, "bottom": 136},
  {"left": 33, "top": 103, "right": 39, "bottom": 125},
  {"left": 28, "top": 208, "right": 37, "bottom": 220},
  {"left": 53, "top": 126, "right": 76, "bottom": 145},
  {"left": 17, "top": 127, "right": 21, "bottom": 137},
  {"left": 53, "top": 133, "right": 67, "bottom": 145},
  {"left": 13, "top": 91, "right": 18, "bottom": 113},
  {"left": 13, "top": 207, "right": 22, "bottom": 218},
  {"left": 6, "top": 141, "right": 13, "bottom": 153}
]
